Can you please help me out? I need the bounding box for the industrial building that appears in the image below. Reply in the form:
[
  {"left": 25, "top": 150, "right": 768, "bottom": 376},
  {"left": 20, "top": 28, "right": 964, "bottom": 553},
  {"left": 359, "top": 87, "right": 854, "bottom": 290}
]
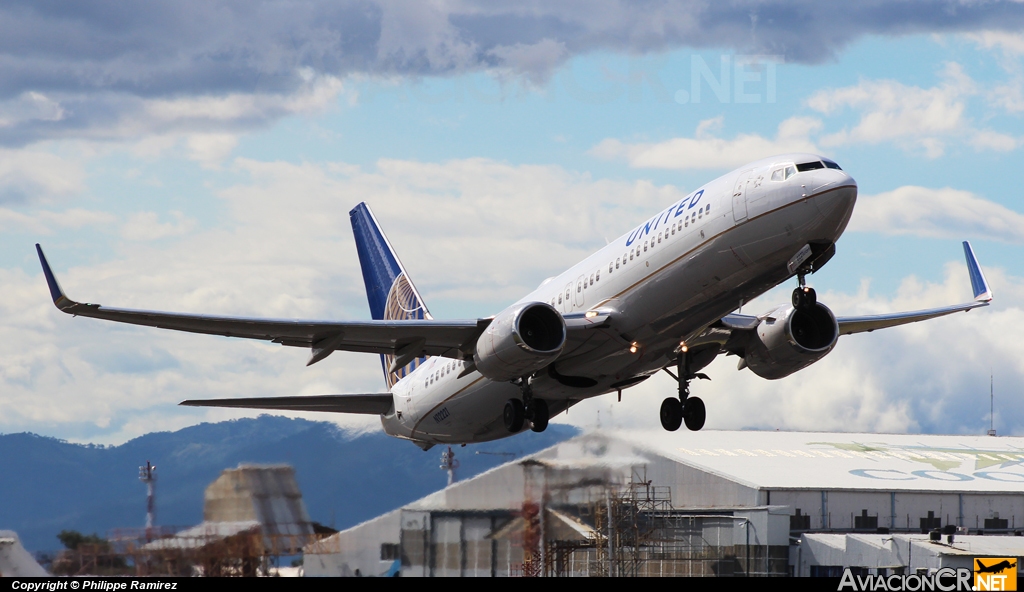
[
  {"left": 137, "top": 464, "right": 327, "bottom": 576},
  {"left": 303, "top": 429, "right": 1024, "bottom": 577}
]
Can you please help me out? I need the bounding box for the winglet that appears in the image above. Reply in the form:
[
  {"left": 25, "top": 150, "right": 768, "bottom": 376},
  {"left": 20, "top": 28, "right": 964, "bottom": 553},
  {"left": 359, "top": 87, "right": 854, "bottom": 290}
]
[
  {"left": 963, "top": 241, "right": 993, "bottom": 302},
  {"left": 35, "top": 244, "right": 76, "bottom": 311}
]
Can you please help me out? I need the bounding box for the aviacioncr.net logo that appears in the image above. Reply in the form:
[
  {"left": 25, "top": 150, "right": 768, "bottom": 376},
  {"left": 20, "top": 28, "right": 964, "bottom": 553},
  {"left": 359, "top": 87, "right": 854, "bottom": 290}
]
[
  {"left": 838, "top": 568, "right": 973, "bottom": 591},
  {"left": 975, "top": 558, "right": 1017, "bottom": 591}
]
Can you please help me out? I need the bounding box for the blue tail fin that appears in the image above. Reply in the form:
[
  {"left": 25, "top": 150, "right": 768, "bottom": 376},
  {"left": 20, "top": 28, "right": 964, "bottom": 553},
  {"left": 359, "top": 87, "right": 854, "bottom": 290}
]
[{"left": 350, "top": 203, "right": 431, "bottom": 388}]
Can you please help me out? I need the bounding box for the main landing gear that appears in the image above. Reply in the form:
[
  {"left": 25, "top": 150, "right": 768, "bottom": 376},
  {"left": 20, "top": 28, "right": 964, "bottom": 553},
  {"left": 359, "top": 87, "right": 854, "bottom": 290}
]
[
  {"left": 504, "top": 378, "right": 549, "bottom": 433},
  {"left": 660, "top": 351, "right": 708, "bottom": 432},
  {"left": 792, "top": 273, "right": 817, "bottom": 310}
]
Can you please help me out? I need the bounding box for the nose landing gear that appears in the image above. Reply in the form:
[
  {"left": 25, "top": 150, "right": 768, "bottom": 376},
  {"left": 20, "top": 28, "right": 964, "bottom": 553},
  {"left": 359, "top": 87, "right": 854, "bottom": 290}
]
[
  {"left": 660, "top": 351, "right": 709, "bottom": 432},
  {"left": 504, "top": 377, "right": 550, "bottom": 433},
  {"left": 792, "top": 273, "right": 817, "bottom": 310}
]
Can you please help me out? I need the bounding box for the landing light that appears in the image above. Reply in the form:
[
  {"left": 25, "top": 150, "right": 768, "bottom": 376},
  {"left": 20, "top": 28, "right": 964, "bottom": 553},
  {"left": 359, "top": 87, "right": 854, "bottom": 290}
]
[
  {"left": 585, "top": 311, "right": 598, "bottom": 318},
  {"left": 680, "top": 341, "right": 688, "bottom": 353},
  {"left": 629, "top": 342, "right": 638, "bottom": 354}
]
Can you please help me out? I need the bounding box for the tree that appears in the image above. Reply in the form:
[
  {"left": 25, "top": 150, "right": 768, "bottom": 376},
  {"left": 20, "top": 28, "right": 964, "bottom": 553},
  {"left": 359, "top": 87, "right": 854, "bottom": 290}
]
[{"left": 56, "top": 530, "right": 109, "bottom": 552}]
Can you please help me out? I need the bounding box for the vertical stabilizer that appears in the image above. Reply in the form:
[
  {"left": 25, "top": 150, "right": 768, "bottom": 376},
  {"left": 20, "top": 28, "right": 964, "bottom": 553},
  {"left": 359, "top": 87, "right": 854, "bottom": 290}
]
[{"left": 350, "top": 203, "right": 431, "bottom": 388}]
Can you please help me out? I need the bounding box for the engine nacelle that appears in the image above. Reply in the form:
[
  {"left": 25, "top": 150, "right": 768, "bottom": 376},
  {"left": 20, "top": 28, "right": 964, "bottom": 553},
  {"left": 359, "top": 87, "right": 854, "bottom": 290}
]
[
  {"left": 474, "top": 302, "right": 566, "bottom": 382},
  {"left": 743, "top": 302, "right": 839, "bottom": 380}
]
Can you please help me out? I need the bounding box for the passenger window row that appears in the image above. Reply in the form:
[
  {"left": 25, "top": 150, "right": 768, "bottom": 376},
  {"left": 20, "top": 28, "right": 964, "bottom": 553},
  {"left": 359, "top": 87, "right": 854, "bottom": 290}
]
[
  {"left": 552, "top": 199, "right": 717, "bottom": 309},
  {"left": 604, "top": 203, "right": 713, "bottom": 276},
  {"left": 424, "top": 359, "right": 465, "bottom": 388}
]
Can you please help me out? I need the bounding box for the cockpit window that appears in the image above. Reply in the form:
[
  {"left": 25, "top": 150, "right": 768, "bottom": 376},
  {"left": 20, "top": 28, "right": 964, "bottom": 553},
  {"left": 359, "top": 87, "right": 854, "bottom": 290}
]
[
  {"left": 785, "top": 165, "right": 796, "bottom": 179},
  {"left": 771, "top": 168, "right": 784, "bottom": 182},
  {"left": 796, "top": 161, "right": 825, "bottom": 172},
  {"left": 823, "top": 159, "right": 842, "bottom": 170}
]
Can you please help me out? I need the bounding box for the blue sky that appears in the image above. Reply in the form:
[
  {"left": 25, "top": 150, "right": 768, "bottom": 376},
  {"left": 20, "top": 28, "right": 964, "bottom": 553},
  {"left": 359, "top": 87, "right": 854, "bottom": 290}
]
[{"left": 4, "top": 2, "right": 1024, "bottom": 443}]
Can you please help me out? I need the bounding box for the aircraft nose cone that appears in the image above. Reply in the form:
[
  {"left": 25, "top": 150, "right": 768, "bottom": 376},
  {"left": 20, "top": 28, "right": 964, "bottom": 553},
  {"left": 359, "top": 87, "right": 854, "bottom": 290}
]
[{"left": 810, "top": 174, "right": 858, "bottom": 230}]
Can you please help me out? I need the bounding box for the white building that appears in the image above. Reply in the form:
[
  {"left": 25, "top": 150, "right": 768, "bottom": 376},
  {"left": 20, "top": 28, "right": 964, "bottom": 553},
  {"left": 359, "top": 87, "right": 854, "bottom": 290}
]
[{"left": 304, "top": 429, "right": 1024, "bottom": 577}]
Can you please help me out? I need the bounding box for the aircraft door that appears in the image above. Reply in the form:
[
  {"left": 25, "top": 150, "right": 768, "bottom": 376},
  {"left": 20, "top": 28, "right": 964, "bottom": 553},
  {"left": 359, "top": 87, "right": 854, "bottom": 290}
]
[
  {"left": 574, "top": 275, "right": 585, "bottom": 308},
  {"left": 732, "top": 170, "right": 751, "bottom": 223},
  {"left": 563, "top": 283, "right": 572, "bottom": 312}
]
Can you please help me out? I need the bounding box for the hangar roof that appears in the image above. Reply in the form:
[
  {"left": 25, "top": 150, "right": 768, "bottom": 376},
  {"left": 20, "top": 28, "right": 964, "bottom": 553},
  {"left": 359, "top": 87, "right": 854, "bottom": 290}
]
[{"left": 606, "top": 429, "right": 1024, "bottom": 493}]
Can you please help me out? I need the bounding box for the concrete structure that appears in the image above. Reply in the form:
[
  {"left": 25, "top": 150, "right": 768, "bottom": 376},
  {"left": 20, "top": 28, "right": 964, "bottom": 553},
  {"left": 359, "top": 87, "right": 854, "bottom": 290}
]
[
  {"left": 202, "top": 464, "right": 315, "bottom": 540},
  {"left": 146, "top": 464, "right": 317, "bottom": 553},
  {"left": 304, "top": 430, "right": 1024, "bottom": 577}
]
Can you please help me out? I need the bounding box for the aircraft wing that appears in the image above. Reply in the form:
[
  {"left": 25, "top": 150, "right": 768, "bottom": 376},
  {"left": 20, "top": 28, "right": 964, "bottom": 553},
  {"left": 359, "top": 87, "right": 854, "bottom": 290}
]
[
  {"left": 36, "top": 244, "right": 487, "bottom": 365},
  {"left": 716, "top": 241, "right": 992, "bottom": 337},
  {"left": 836, "top": 242, "right": 992, "bottom": 335},
  {"left": 180, "top": 393, "right": 393, "bottom": 414}
]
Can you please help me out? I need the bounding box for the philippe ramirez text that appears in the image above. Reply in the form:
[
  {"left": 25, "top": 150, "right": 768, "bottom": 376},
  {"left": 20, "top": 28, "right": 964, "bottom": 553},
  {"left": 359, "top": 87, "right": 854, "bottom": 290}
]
[{"left": 10, "top": 583, "right": 178, "bottom": 592}]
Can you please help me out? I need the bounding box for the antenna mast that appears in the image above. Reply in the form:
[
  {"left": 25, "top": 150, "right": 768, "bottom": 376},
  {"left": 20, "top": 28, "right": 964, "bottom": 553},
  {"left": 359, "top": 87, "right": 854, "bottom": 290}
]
[
  {"left": 139, "top": 461, "right": 157, "bottom": 541},
  {"left": 987, "top": 374, "right": 997, "bottom": 436},
  {"left": 440, "top": 446, "right": 460, "bottom": 487}
]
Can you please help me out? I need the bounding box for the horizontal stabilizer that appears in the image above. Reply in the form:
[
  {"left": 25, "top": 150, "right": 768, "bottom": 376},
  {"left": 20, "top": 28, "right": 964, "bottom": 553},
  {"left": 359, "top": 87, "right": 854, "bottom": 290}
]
[{"left": 180, "top": 393, "right": 394, "bottom": 415}]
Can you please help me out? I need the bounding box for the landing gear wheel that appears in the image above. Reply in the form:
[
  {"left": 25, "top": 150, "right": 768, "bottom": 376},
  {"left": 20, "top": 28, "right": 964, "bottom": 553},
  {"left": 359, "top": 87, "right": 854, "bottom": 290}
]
[
  {"left": 682, "top": 397, "right": 706, "bottom": 431},
  {"left": 660, "top": 398, "right": 683, "bottom": 431},
  {"left": 792, "top": 287, "right": 817, "bottom": 310},
  {"left": 504, "top": 399, "right": 525, "bottom": 432},
  {"left": 530, "top": 399, "right": 549, "bottom": 433}
]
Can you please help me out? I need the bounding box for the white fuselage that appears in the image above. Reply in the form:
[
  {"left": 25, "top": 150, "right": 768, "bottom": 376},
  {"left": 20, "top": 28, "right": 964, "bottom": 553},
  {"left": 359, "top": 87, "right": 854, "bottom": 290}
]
[{"left": 381, "top": 153, "right": 858, "bottom": 445}]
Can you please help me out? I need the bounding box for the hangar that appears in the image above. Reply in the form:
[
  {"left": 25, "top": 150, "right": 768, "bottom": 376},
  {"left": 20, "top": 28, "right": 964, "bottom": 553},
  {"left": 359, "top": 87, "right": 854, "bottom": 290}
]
[{"left": 303, "top": 429, "right": 1024, "bottom": 577}]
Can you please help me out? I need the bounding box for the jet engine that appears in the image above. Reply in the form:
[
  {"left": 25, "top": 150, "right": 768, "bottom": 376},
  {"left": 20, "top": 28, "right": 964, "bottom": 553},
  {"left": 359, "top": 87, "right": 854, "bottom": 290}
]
[
  {"left": 474, "top": 302, "right": 566, "bottom": 382},
  {"left": 742, "top": 302, "right": 839, "bottom": 380}
]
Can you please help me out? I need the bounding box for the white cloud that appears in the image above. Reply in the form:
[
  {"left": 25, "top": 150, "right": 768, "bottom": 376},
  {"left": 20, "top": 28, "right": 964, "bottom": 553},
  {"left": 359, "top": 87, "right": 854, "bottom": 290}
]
[
  {"left": 146, "top": 73, "right": 344, "bottom": 125},
  {"left": 186, "top": 133, "right": 239, "bottom": 169},
  {"left": 487, "top": 39, "right": 569, "bottom": 85},
  {"left": 807, "top": 63, "right": 1020, "bottom": 157},
  {"left": 3, "top": 3, "right": 1024, "bottom": 146},
  {"left": 590, "top": 116, "right": 820, "bottom": 170},
  {"left": 0, "top": 148, "right": 85, "bottom": 204},
  {"left": 968, "top": 129, "right": 1020, "bottom": 151},
  {"left": 848, "top": 186, "right": 1024, "bottom": 244},
  {"left": 121, "top": 211, "right": 197, "bottom": 241},
  {"left": 964, "top": 31, "right": 1024, "bottom": 114},
  {"left": 41, "top": 208, "right": 116, "bottom": 229},
  {"left": 0, "top": 207, "right": 115, "bottom": 235},
  {"left": 965, "top": 31, "right": 1024, "bottom": 56},
  {"left": 0, "top": 92, "right": 65, "bottom": 128}
]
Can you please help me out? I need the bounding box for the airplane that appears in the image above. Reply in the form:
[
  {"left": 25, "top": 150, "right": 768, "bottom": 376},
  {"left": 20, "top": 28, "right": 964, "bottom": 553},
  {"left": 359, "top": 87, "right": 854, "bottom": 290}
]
[
  {"left": 976, "top": 559, "right": 1017, "bottom": 574},
  {"left": 35, "top": 153, "right": 993, "bottom": 450}
]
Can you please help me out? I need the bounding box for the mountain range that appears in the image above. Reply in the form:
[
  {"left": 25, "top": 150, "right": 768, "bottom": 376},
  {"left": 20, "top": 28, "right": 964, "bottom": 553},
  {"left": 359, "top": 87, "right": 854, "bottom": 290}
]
[{"left": 0, "top": 416, "right": 577, "bottom": 553}]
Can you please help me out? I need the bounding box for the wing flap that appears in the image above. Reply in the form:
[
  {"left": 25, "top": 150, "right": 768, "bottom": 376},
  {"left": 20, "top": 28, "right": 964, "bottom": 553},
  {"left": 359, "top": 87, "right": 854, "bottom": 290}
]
[{"left": 180, "top": 394, "right": 394, "bottom": 415}]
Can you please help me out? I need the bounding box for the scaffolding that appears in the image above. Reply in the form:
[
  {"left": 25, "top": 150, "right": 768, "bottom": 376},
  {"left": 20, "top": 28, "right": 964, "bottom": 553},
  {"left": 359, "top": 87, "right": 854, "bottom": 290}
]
[
  {"left": 512, "top": 464, "right": 787, "bottom": 577},
  {"left": 306, "top": 458, "right": 789, "bottom": 577}
]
